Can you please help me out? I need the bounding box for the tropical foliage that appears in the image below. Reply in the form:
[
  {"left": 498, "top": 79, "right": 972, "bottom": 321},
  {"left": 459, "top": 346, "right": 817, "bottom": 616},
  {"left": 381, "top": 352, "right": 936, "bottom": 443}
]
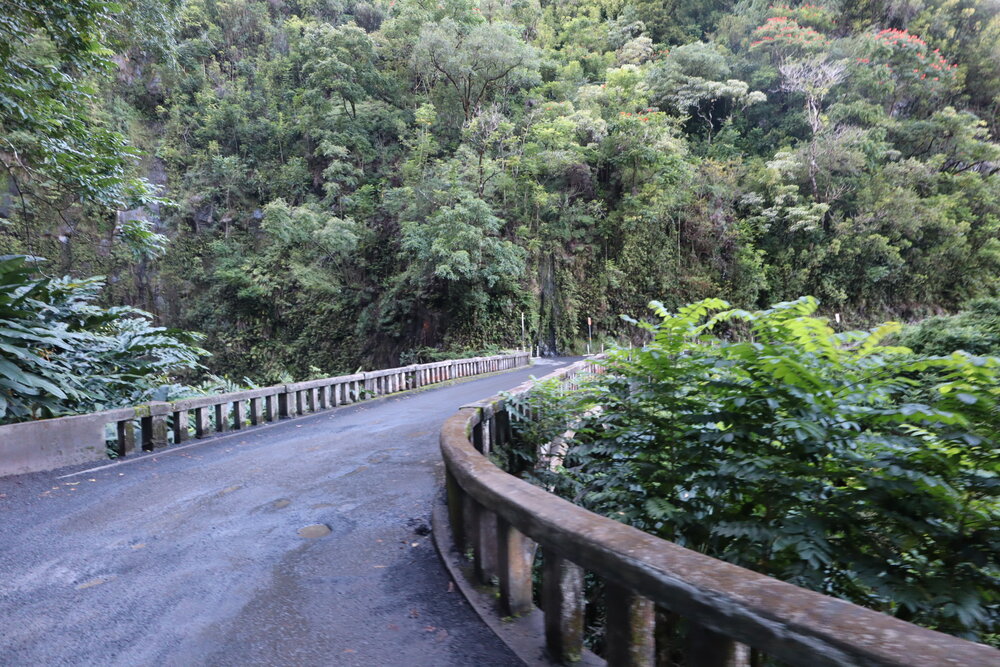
[
  {"left": 2, "top": 0, "right": 999, "bottom": 379},
  {"left": 506, "top": 297, "right": 1000, "bottom": 643},
  {"left": 0, "top": 255, "right": 205, "bottom": 423},
  {"left": 899, "top": 298, "right": 1000, "bottom": 357}
]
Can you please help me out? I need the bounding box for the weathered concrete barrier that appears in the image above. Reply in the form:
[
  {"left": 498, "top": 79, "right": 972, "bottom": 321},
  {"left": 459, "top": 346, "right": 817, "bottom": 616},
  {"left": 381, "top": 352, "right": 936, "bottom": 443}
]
[
  {"left": 439, "top": 358, "right": 1000, "bottom": 667},
  {"left": 0, "top": 351, "right": 530, "bottom": 477}
]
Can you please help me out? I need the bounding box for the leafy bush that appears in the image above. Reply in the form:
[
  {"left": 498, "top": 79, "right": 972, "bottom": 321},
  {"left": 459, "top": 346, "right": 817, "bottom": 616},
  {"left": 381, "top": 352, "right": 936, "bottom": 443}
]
[
  {"left": 898, "top": 298, "right": 1000, "bottom": 357},
  {"left": 0, "top": 255, "right": 207, "bottom": 422},
  {"left": 508, "top": 297, "right": 999, "bottom": 642},
  {"left": 398, "top": 344, "right": 506, "bottom": 366}
]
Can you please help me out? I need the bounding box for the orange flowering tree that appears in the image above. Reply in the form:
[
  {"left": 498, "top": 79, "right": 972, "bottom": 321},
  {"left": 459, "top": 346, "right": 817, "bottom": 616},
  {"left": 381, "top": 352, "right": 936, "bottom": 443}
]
[
  {"left": 855, "top": 28, "right": 959, "bottom": 114},
  {"left": 749, "top": 16, "right": 830, "bottom": 61}
]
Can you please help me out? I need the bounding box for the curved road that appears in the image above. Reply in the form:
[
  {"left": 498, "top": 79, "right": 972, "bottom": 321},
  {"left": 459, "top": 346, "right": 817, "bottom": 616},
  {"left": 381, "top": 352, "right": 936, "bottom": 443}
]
[{"left": 0, "top": 359, "right": 574, "bottom": 666}]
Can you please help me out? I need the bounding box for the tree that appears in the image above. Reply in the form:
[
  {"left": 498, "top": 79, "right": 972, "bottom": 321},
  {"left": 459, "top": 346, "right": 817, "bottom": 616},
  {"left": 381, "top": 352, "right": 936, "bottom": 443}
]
[
  {"left": 302, "top": 23, "right": 387, "bottom": 119},
  {"left": 401, "top": 190, "right": 525, "bottom": 290},
  {"left": 412, "top": 19, "right": 538, "bottom": 121},
  {"left": 779, "top": 57, "right": 849, "bottom": 197},
  {"left": 856, "top": 27, "right": 958, "bottom": 117},
  {"left": 0, "top": 0, "right": 157, "bottom": 253},
  {"left": 647, "top": 42, "right": 766, "bottom": 142}
]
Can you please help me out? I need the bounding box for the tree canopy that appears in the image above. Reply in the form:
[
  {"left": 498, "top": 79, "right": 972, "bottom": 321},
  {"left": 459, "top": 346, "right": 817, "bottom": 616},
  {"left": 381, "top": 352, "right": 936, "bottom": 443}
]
[{"left": 1, "top": 0, "right": 998, "bottom": 378}]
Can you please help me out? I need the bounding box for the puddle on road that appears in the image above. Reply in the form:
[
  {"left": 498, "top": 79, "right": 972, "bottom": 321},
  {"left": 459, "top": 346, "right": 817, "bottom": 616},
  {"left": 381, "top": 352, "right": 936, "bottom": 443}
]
[{"left": 297, "top": 523, "right": 332, "bottom": 538}]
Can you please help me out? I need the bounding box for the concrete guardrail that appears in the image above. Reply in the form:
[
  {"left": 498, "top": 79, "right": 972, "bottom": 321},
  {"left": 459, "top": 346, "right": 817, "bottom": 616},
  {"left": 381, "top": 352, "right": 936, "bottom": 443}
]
[
  {"left": 0, "top": 351, "right": 531, "bottom": 477},
  {"left": 439, "top": 358, "right": 999, "bottom": 666}
]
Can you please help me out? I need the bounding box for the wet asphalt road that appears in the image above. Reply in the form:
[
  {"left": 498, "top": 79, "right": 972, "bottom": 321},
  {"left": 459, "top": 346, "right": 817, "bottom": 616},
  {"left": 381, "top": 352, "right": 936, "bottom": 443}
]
[{"left": 0, "top": 359, "right": 575, "bottom": 666}]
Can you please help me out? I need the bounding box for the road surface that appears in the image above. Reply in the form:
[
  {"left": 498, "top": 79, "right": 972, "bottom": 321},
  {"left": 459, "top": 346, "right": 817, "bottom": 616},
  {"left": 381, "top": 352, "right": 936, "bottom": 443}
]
[{"left": 0, "top": 359, "right": 574, "bottom": 666}]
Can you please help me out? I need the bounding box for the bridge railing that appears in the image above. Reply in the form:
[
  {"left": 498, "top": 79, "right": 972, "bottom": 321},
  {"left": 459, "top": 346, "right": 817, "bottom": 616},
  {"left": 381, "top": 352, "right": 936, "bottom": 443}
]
[
  {"left": 439, "top": 358, "right": 999, "bottom": 667},
  {"left": 0, "top": 351, "right": 530, "bottom": 477}
]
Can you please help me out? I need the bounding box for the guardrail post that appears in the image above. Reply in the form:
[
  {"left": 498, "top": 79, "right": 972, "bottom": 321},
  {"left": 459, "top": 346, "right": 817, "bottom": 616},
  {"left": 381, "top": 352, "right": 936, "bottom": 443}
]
[
  {"left": 498, "top": 517, "right": 534, "bottom": 616},
  {"left": 486, "top": 414, "right": 500, "bottom": 454},
  {"left": 142, "top": 402, "right": 170, "bottom": 451},
  {"left": 472, "top": 420, "right": 484, "bottom": 453},
  {"left": 542, "top": 551, "right": 585, "bottom": 663},
  {"left": 173, "top": 409, "right": 189, "bottom": 443},
  {"left": 249, "top": 397, "right": 262, "bottom": 425},
  {"left": 686, "top": 623, "right": 738, "bottom": 667},
  {"left": 446, "top": 469, "right": 466, "bottom": 550},
  {"left": 494, "top": 409, "right": 511, "bottom": 449},
  {"left": 278, "top": 390, "right": 290, "bottom": 418},
  {"left": 264, "top": 394, "right": 278, "bottom": 421},
  {"left": 115, "top": 419, "right": 135, "bottom": 457},
  {"left": 462, "top": 492, "right": 478, "bottom": 561},
  {"left": 475, "top": 505, "right": 498, "bottom": 584},
  {"left": 331, "top": 383, "right": 341, "bottom": 407},
  {"left": 232, "top": 400, "right": 245, "bottom": 430},
  {"left": 215, "top": 403, "right": 229, "bottom": 432},
  {"left": 605, "top": 582, "right": 655, "bottom": 666},
  {"left": 194, "top": 406, "right": 209, "bottom": 437}
]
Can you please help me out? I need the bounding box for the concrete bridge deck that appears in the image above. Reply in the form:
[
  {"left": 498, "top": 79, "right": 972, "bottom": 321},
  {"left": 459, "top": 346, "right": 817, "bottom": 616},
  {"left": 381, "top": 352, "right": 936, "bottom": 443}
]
[{"left": 0, "top": 359, "right": 573, "bottom": 666}]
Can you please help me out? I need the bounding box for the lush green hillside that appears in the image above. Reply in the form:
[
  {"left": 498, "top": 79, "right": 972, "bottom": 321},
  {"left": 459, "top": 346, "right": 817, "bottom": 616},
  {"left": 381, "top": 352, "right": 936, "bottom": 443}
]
[{"left": 3, "top": 0, "right": 999, "bottom": 381}]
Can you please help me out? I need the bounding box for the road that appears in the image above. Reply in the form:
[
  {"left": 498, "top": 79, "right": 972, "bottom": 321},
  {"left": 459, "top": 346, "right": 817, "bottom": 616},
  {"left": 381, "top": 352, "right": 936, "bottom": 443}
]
[{"left": 0, "top": 359, "right": 574, "bottom": 666}]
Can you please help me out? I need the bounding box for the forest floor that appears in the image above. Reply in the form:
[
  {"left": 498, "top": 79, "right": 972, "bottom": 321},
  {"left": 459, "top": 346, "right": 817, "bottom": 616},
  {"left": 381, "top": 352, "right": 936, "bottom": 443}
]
[{"left": 0, "top": 359, "right": 575, "bottom": 666}]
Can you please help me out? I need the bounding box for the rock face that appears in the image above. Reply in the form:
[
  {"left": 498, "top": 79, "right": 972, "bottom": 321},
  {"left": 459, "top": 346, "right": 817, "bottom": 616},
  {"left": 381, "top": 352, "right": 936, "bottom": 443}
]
[{"left": 116, "top": 156, "right": 168, "bottom": 231}]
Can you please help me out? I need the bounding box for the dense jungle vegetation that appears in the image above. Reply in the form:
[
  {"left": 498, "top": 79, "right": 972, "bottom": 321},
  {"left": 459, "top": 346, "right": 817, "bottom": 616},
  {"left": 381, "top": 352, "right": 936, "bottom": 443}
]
[
  {"left": 2, "top": 0, "right": 1000, "bottom": 388},
  {"left": 506, "top": 298, "right": 999, "bottom": 647}
]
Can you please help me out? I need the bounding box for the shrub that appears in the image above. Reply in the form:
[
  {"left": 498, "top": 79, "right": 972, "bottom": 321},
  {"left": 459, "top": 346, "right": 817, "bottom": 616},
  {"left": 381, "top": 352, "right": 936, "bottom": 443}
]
[
  {"left": 509, "top": 297, "right": 999, "bottom": 642},
  {"left": 0, "top": 255, "right": 207, "bottom": 422}
]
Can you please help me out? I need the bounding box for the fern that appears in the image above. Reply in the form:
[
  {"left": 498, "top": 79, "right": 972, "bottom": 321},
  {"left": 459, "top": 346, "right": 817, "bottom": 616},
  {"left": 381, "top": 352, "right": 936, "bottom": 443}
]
[{"left": 507, "top": 295, "right": 1000, "bottom": 645}]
